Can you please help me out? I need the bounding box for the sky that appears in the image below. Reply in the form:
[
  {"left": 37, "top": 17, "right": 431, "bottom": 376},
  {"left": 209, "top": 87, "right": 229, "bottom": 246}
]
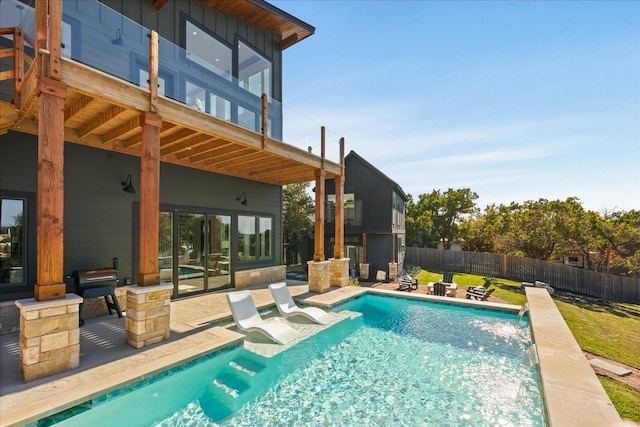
[{"left": 271, "top": 0, "right": 640, "bottom": 213}]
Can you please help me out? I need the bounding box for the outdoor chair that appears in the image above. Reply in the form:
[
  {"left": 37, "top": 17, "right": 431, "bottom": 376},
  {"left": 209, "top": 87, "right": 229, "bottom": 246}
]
[
  {"left": 226, "top": 290, "right": 301, "bottom": 345},
  {"left": 269, "top": 282, "right": 331, "bottom": 325},
  {"left": 466, "top": 286, "right": 495, "bottom": 301},
  {"left": 467, "top": 279, "right": 492, "bottom": 293},
  {"left": 442, "top": 272, "right": 455, "bottom": 284},
  {"left": 396, "top": 271, "right": 418, "bottom": 292}
]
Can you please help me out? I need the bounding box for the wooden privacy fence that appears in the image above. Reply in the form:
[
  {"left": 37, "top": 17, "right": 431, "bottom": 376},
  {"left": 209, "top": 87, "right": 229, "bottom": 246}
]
[{"left": 405, "top": 247, "right": 640, "bottom": 304}]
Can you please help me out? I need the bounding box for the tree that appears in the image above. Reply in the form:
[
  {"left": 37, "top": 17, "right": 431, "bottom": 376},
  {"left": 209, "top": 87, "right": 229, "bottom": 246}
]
[
  {"left": 407, "top": 188, "right": 479, "bottom": 249},
  {"left": 282, "top": 183, "right": 314, "bottom": 263}
]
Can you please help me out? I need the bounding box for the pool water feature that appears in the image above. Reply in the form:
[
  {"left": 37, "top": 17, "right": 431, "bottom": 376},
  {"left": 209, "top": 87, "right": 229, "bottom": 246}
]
[{"left": 44, "top": 294, "right": 544, "bottom": 426}]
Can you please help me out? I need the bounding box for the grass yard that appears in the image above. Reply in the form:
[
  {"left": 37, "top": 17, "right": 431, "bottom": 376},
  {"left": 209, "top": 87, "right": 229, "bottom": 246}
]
[{"left": 412, "top": 268, "right": 640, "bottom": 422}]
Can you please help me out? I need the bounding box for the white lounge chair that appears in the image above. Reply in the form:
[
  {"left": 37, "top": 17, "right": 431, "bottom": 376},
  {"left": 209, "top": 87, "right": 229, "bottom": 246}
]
[
  {"left": 268, "top": 282, "right": 331, "bottom": 325},
  {"left": 226, "top": 290, "right": 301, "bottom": 345}
]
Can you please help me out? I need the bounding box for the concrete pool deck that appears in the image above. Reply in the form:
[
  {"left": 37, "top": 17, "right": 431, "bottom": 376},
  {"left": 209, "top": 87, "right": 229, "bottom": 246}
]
[{"left": 0, "top": 283, "right": 624, "bottom": 426}]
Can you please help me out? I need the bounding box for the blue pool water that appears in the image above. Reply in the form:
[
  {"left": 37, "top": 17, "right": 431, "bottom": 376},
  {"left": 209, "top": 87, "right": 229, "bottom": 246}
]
[{"left": 46, "top": 294, "right": 543, "bottom": 426}]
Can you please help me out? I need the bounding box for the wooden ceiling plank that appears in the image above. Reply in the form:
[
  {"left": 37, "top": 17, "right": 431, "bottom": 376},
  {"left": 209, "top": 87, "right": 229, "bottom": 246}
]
[
  {"left": 102, "top": 116, "right": 140, "bottom": 144},
  {"left": 159, "top": 128, "right": 197, "bottom": 148},
  {"left": 189, "top": 146, "right": 251, "bottom": 164},
  {"left": 64, "top": 95, "right": 94, "bottom": 123},
  {"left": 79, "top": 105, "right": 126, "bottom": 138},
  {"left": 161, "top": 134, "right": 215, "bottom": 157}
]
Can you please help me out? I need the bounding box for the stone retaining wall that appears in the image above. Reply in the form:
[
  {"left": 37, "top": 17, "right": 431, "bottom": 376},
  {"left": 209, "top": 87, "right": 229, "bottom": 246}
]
[{"left": 234, "top": 265, "right": 286, "bottom": 288}]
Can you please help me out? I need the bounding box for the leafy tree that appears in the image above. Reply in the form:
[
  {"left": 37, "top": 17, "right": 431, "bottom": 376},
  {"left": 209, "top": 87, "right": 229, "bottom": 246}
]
[
  {"left": 407, "top": 188, "right": 479, "bottom": 249},
  {"left": 459, "top": 204, "right": 502, "bottom": 252},
  {"left": 282, "top": 183, "right": 314, "bottom": 262}
]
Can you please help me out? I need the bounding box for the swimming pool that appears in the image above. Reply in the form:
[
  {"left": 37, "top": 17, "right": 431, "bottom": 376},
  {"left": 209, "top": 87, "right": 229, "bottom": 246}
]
[{"left": 42, "top": 294, "right": 543, "bottom": 426}]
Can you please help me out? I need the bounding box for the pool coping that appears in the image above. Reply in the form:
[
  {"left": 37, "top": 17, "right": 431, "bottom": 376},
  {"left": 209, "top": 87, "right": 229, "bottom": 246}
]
[{"left": 0, "top": 286, "right": 624, "bottom": 427}]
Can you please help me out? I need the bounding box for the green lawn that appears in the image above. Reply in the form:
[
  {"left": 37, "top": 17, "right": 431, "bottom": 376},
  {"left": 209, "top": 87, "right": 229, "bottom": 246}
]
[{"left": 412, "top": 268, "right": 640, "bottom": 422}]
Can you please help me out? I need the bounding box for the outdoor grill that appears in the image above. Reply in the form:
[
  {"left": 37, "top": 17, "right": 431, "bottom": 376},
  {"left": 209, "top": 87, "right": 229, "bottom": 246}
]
[{"left": 71, "top": 258, "right": 123, "bottom": 325}]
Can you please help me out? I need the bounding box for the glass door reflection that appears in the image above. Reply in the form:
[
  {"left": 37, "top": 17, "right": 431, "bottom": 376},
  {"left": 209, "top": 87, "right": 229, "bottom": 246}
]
[
  {"left": 177, "top": 213, "right": 205, "bottom": 295},
  {"left": 207, "top": 215, "right": 231, "bottom": 290}
]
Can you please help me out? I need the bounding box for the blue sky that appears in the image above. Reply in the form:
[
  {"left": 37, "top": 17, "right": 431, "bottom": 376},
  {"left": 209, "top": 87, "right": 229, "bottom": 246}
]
[{"left": 272, "top": 0, "right": 640, "bottom": 213}]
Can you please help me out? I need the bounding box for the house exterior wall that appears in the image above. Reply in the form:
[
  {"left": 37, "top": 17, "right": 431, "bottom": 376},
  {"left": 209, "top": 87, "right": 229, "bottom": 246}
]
[{"left": 0, "top": 131, "right": 282, "bottom": 303}]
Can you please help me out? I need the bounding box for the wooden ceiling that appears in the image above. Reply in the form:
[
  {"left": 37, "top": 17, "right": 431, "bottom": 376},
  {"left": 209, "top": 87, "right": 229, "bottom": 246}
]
[
  {"left": 5, "top": 58, "right": 340, "bottom": 185},
  {"left": 152, "top": 0, "right": 315, "bottom": 50}
]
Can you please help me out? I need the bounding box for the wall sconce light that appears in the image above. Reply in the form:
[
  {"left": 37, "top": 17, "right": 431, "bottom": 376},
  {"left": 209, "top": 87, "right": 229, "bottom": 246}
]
[
  {"left": 121, "top": 174, "right": 136, "bottom": 194},
  {"left": 111, "top": 28, "right": 124, "bottom": 47},
  {"left": 236, "top": 192, "right": 248, "bottom": 206}
]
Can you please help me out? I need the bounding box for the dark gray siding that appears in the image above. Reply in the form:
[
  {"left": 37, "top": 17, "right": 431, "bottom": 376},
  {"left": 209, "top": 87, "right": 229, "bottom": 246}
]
[
  {"left": 98, "top": 0, "right": 283, "bottom": 100},
  {"left": 0, "top": 132, "right": 282, "bottom": 296}
]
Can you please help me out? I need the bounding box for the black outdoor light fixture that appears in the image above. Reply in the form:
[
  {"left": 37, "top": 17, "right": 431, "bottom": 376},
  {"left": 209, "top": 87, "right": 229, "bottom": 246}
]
[
  {"left": 236, "top": 192, "right": 248, "bottom": 206},
  {"left": 121, "top": 174, "right": 136, "bottom": 194}
]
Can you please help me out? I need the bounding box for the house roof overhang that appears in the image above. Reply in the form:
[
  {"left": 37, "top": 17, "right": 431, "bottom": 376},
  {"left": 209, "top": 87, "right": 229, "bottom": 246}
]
[{"left": 163, "top": 0, "right": 316, "bottom": 50}]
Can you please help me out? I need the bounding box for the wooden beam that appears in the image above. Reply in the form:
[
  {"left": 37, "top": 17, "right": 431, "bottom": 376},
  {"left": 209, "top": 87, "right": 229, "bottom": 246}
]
[
  {"left": 35, "top": 76, "right": 67, "bottom": 301},
  {"left": 176, "top": 140, "right": 232, "bottom": 160},
  {"left": 189, "top": 145, "right": 248, "bottom": 164},
  {"left": 148, "top": 30, "right": 158, "bottom": 113},
  {"left": 161, "top": 134, "right": 216, "bottom": 157},
  {"left": 334, "top": 137, "right": 345, "bottom": 259},
  {"left": 122, "top": 121, "right": 175, "bottom": 149},
  {"left": 279, "top": 34, "right": 298, "bottom": 51},
  {"left": 313, "top": 168, "right": 326, "bottom": 261},
  {"left": 79, "top": 105, "right": 124, "bottom": 137},
  {"left": 102, "top": 116, "right": 140, "bottom": 144},
  {"left": 197, "top": 147, "right": 254, "bottom": 166},
  {"left": 158, "top": 128, "right": 197, "bottom": 149},
  {"left": 35, "top": 0, "right": 47, "bottom": 79},
  {"left": 171, "top": 137, "right": 224, "bottom": 159},
  {"left": 152, "top": 0, "right": 169, "bottom": 11},
  {"left": 138, "top": 111, "right": 162, "bottom": 286},
  {"left": 64, "top": 95, "right": 95, "bottom": 123}
]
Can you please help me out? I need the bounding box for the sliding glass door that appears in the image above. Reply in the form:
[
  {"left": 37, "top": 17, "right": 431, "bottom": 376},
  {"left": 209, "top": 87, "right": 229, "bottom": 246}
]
[{"left": 159, "top": 210, "right": 232, "bottom": 298}]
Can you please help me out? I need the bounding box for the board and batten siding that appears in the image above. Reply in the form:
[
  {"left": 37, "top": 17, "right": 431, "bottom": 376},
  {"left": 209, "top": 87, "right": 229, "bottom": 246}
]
[{"left": 97, "top": 0, "right": 283, "bottom": 100}]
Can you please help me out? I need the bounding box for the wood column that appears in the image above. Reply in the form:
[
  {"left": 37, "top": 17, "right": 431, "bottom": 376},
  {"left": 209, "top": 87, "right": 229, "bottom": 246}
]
[
  {"left": 313, "top": 127, "right": 326, "bottom": 262},
  {"left": 34, "top": 78, "right": 67, "bottom": 301},
  {"left": 34, "top": 0, "right": 67, "bottom": 301},
  {"left": 333, "top": 137, "right": 345, "bottom": 259},
  {"left": 137, "top": 111, "right": 162, "bottom": 286}
]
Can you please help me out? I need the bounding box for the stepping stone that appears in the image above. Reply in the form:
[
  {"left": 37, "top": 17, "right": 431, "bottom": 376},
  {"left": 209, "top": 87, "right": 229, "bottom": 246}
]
[{"left": 589, "top": 358, "right": 632, "bottom": 377}]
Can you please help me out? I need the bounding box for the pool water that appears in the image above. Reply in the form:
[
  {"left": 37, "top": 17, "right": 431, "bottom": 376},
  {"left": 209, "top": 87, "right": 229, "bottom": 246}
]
[{"left": 48, "top": 294, "right": 543, "bottom": 426}]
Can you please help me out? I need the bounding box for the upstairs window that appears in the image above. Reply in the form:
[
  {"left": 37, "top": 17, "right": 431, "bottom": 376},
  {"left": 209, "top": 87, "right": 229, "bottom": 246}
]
[
  {"left": 185, "top": 20, "right": 232, "bottom": 80},
  {"left": 238, "top": 40, "right": 271, "bottom": 98}
]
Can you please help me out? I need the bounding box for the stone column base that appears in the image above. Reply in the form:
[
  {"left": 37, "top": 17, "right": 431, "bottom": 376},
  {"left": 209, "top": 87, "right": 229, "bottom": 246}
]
[
  {"left": 307, "top": 260, "right": 330, "bottom": 293},
  {"left": 330, "top": 258, "right": 350, "bottom": 287},
  {"left": 15, "top": 294, "right": 83, "bottom": 382},
  {"left": 388, "top": 262, "right": 398, "bottom": 281},
  {"left": 125, "top": 283, "right": 172, "bottom": 349}
]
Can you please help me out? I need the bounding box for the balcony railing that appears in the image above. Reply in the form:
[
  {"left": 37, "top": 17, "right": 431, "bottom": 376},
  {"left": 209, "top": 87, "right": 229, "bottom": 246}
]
[{"left": 12, "top": 0, "right": 282, "bottom": 140}]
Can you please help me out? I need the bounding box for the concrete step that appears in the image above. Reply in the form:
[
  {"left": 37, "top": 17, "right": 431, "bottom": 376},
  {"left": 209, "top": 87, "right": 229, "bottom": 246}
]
[{"left": 589, "top": 358, "right": 632, "bottom": 377}]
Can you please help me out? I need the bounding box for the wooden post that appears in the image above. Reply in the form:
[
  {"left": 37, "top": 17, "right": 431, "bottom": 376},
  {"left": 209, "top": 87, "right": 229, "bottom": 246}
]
[
  {"left": 148, "top": 30, "right": 159, "bottom": 114},
  {"left": 261, "top": 93, "right": 268, "bottom": 148},
  {"left": 137, "top": 112, "right": 162, "bottom": 286},
  {"left": 35, "top": 78, "right": 67, "bottom": 301},
  {"left": 35, "top": 0, "right": 47, "bottom": 79},
  {"left": 334, "top": 137, "right": 345, "bottom": 259},
  {"left": 13, "top": 27, "right": 24, "bottom": 107},
  {"left": 48, "top": 0, "right": 62, "bottom": 81},
  {"left": 313, "top": 127, "right": 326, "bottom": 262}
]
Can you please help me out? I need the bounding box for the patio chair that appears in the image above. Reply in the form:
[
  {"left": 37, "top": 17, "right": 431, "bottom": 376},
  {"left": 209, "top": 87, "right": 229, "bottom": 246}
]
[
  {"left": 268, "top": 282, "right": 331, "bottom": 325},
  {"left": 467, "top": 279, "right": 492, "bottom": 293},
  {"left": 466, "top": 286, "right": 495, "bottom": 301},
  {"left": 442, "top": 272, "right": 455, "bottom": 284},
  {"left": 226, "top": 290, "right": 301, "bottom": 345},
  {"left": 396, "top": 271, "right": 418, "bottom": 292}
]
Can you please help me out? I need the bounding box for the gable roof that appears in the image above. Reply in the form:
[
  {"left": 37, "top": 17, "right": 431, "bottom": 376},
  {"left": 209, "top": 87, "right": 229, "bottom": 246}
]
[
  {"left": 345, "top": 151, "right": 408, "bottom": 201},
  {"left": 199, "top": 0, "right": 315, "bottom": 49}
]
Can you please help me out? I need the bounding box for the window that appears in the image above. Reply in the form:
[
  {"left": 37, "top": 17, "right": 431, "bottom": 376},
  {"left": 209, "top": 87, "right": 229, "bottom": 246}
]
[
  {"left": 0, "top": 198, "right": 25, "bottom": 285},
  {"left": 238, "top": 40, "right": 271, "bottom": 97},
  {"left": 185, "top": 20, "right": 231, "bottom": 79},
  {"left": 238, "top": 215, "right": 273, "bottom": 262},
  {"left": 326, "top": 193, "right": 359, "bottom": 225}
]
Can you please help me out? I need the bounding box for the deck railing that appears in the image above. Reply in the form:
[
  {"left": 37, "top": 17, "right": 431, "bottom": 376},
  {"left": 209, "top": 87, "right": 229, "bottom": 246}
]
[
  {"left": 3, "top": 0, "right": 282, "bottom": 139},
  {"left": 406, "top": 246, "right": 640, "bottom": 303}
]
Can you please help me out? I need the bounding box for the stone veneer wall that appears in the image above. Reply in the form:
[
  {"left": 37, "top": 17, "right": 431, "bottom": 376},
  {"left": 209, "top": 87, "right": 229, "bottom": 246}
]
[
  {"left": 125, "top": 284, "right": 172, "bottom": 349},
  {"left": 234, "top": 265, "right": 286, "bottom": 288}
]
